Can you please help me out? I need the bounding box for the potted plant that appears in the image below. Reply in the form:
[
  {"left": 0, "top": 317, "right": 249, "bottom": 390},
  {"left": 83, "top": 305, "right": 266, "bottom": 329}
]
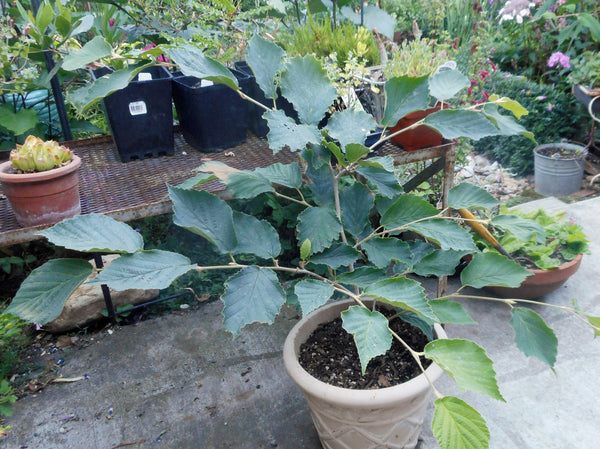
[
  {"left": 570, "top": 51, "right": 600, "bottom": 115},
  {"left": 383, "top": 29, "right": 453, "bottom": 151},
  {"left": 464, "top": 207, "right": 589, "bottom": 299},
  {"left": 0, "top": 135, "right": 81, "bottom": 227},
  {"left": 4, "top": 37, "right": 599, "bottom": 449},
  {"left": 533, "top": 142, "right": 587, "bottom": 196}
]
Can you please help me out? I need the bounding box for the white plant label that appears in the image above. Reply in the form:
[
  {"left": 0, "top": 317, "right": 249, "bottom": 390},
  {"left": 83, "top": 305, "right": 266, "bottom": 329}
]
[
  {"left": 138, "top": 73, "right": 153, "bottom": 81},
  {"left": 129, "top": 101, "right": 148, "bottom": 116}
]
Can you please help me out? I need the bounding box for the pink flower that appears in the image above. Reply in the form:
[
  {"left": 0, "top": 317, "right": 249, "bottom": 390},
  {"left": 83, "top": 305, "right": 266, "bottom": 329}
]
[
  {"left": 143, "top": 43, "right": 157, "bottom": 51},
  {"left": 109, "top": 19, "right": 115, "bottom": 27},
  {"left": 546, "top": 103, "right": 554, "bottom": 112},
  {"left": 548, "top": 51, "right": 570, "bottom": 69},
  {"left": 468, "top": 86, "right": 473, "bottom": 96},
  {"left": 482, "top": 91, "right": 490, "bottom": 100},
  {"left": 479, "top": 70, "right": 490, "bottom": 80}
]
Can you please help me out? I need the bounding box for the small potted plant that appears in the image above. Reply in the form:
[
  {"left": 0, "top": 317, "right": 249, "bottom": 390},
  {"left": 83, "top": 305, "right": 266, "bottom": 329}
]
[
  {"left": 0, "top": 135, "right": 81, "bottom": 227},
  {"left": 570, "top": 50, "right": 600, "bottom": 115}
]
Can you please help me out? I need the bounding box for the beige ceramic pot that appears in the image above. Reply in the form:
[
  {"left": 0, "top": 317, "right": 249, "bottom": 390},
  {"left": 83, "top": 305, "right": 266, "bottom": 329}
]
[{"left": 283, "top": 299, "right": 446, "bottom": 449}]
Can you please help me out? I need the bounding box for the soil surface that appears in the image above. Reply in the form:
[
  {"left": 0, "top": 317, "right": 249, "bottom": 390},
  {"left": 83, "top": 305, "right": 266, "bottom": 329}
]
[{"left": 299, "top": 308, "right": 432, "bottom": 389}]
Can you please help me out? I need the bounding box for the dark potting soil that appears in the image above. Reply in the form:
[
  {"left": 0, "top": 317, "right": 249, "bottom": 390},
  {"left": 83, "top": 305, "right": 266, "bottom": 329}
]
[
  {"left": 299, "top": 309, "right": 432, "bottom": 389},
  {"left": 536, "top": 145, "right": 585, "bottom": 159}
]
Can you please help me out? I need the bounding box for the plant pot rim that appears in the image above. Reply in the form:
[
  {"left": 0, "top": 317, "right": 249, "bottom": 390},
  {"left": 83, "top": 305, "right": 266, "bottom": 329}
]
[
  {"left": 0, "top": 155, "right": 81, "bottom": 183},
  {"left": 525, "top": 253, "right": 583, "bottom": 281},
  {"left": 283, "top": 299, "right": 445, "bottom": 409},
  {"left": 533, "top": 143, "right": 587, "bottom": 161}
]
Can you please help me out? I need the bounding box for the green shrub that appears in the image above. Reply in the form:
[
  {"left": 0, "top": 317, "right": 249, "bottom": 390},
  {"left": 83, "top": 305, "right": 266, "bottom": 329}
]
[
  {"left": 0, "top": 312, "right": 27, "bottom": 380},
  {"left": 473, "top": 71, "right": 587, "bottom": 175}
]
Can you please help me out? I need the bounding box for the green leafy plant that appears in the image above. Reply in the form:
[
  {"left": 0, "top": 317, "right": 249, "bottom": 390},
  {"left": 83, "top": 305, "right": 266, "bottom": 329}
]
[
  {"left": 4, "top": 37, "right": 599, "bottom": 449},
  {"left": 7, "top": 134, "right": 73, "bottom": 172},
  {"left": 0, "top": 379, "right": 17, "bottom": 418},
  {"left": 569, "top": 50, "right": 600, "bottom": 88}
]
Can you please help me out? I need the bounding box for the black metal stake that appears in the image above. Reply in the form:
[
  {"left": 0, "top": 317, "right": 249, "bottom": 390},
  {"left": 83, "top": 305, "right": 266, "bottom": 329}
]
[{"left": 93, "top": 253, "right": 117, "bottom": 325}]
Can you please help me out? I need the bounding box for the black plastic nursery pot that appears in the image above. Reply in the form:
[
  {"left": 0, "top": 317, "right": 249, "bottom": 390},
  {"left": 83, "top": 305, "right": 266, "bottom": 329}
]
[
  {"left": 172, "top": 71, "right": 249, "bottom": 152},
  {"left": 92, "top": 66, "right": 174, "bottom": 162},
  {"left": 233, "top": 61, "right": 269, "bottom": 138}
]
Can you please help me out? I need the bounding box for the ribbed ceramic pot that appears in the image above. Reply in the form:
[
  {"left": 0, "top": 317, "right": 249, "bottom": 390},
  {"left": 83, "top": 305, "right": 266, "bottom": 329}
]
[
  {"left": 0, "top": 155, "right": 81, "bottom": 227},
  {"left": 283, "top": 299, "right": 446, "bottom": 449}
]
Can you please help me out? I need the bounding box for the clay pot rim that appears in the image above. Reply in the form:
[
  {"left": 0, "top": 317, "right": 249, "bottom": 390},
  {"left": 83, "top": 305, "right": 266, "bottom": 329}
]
[
  {"left": 283, "top": 299, "right": 445, "bottom": 408},
  {"left": 527, "top": 253, "right": 583, "bottom": 276},
  {"left": 0, "top": 155, "right": 81, "bottom": 183}
]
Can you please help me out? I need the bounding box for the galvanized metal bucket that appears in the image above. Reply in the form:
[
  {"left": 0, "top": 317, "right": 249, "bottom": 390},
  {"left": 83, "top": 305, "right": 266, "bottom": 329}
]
[{"left": 534, "top": 143, "right": 587, "bottom": 196}]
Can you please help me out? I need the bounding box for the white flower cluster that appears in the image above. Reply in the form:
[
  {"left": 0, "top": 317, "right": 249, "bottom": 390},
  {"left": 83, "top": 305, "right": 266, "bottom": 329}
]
[{"left": 498, "top": 0, "right": 536, "bottom": 24}]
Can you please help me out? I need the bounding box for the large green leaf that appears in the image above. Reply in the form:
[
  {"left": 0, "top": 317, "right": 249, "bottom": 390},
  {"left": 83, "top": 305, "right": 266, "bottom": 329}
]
[
  {"left": 232, "top": 211, "right": 281, "bottom": 259},
  {"left": 429, "top": 300, "right": 477, "bottom": 325},
  {"left": 280, "top": 55, "right": 337, "bottom": 125},
  {"left": 340, "top": 183, "right": 374, "bottom": 237},
  {"left": 62, "top": 36, "right": 112, "bottom": 71},
  {"left": 365, "top": 277, "right": 437, "bottom": 322},
  {"left": 0, "top": 105, "right": 39, "bottom": 135},
  {"left": 425, "top": 339, "right": 504, "bottom": 401},
  {"left": 309, "top": 243, "right": 361, "bottom": 269},
  {"left": 382, "top": 76, "right": 430, "bottom": 127},
  {"left": 340, "top": 5, "right": 395, "bottom": 39},
  {"left": 341, "top": 306, "right": 392, "bottom": 374},
  {"left": 254, "top": 162, "right": 302, "bottom": 189},
  {"left": 408, "top": 219, "right": 477, "bottom": 251},
  {"left": 578, "top": 13, "right": 600, "bottom": 41},
  {"left": 265, "top": 109, "right": 322, "bottom": 152},
  {"left": 165, "top": 44, "right": 238, "bottom": 90},
  {"left": 222, "top": 266, "right": 286, "bottom": 335},
  {"left": 169, "top": 186, "right": 237, "bottom": 254},
  {"left": 429, "top": 69, "right": 470, "bottom": 101},
  {"left": 296, "top": 207, "right": 341, "bottom": 254},
  {"left": 460, "top": 252, "right": 531, "bottom": 288},
  {"left": 5, "top": 259, "right": 93, "bottom": 325},
  {"left": 226, "top": 172, "right": 274, "bottom": 199},
  {"left": 325, "top": 109, "right": 377, "bottom": 151},
  {"left": 483, "top": 104, "right": 532, "bottom": 140},
  {"left": 510, "top": 308, "right": 557, "bottom": 367},
  {"left": 37, "top": 213, "right": 143, "bottom": 254},
  {"left": 424, "top": 110, "right": 502, "bottom": 140},
  {"left": 362, "top": 238, "right": 413, "bottom": 269},
  {"left": 448, "top": 183, "right": 499, "bottom": 210},
  {"left": 336, "top": 267, "right": 387, "bottom": 288},
  {"left": 91, "top": 250, "right": 196, "bottom": 290},
  {"left": 491, "top": 215, "right": 545, "bottom": 244},
  {"left": 413, "top": 250, "right": 469, "bottom": 277},
  {"left": 432, "top": 397, "right": 490, "bottom": 449},
  {"left": 345, "top": 143, "right": 370, "bottom": 163},
  {"left": 380, "top": 194, "right": 439, "bottom": 229},
  {"left": 247, "top": 35, "right": 284, "bottom": 100},
  {"left": 294, "top": 279, "right": 334, "bottom": 315},
  {"left": 356, "top": 163, "right": 403, "bottom": 198}
]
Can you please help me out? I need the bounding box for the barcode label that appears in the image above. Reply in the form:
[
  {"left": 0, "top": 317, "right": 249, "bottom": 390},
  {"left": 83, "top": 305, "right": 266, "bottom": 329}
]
[
  {"left": 138, "top": 73, "right": 153, "bottom": 81},
  {"left": 129, "top": 101, "right": 147, "bottom": 116}
]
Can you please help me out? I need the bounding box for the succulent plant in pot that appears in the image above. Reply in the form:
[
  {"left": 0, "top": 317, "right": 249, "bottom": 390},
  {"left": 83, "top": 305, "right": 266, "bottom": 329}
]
[
  {"left": 5, "top": 37, "right": 600, "bottom": 449},
  {"left": 0, "top": 135, "right": 81, "bottom": 227}
]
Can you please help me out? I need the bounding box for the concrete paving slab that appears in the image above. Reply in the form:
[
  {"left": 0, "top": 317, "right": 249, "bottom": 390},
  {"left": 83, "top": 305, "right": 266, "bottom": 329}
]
[{"left": 3, "top": 197, "right": 600, "bottom": 449}]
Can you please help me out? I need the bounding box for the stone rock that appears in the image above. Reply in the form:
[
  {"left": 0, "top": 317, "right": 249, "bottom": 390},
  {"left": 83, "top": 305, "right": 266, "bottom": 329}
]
[{"left": 44, "top": 255, "right": 159, "bottom": 333}]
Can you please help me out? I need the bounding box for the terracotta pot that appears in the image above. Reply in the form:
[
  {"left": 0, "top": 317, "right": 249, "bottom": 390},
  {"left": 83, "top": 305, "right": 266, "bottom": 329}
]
[
  {"left": 0, "top": 155, "right": 81, "bottom": 227},
  {"left": 485, "top": 254, "right": 583, "bottom": 300},
  {"left": 389, "top": 106, "right": 443, "bottom": 152},
  {"left": 283, "top": 299, "right": 446, "bottom": 449}
]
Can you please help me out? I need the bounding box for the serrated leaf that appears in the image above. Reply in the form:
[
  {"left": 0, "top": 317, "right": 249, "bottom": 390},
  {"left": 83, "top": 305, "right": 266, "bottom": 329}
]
[
  {"left": 346, "top": 143, "right": 370, "bottom": 163},
  {"left": 382, "top": 76, "right": 430, "bottom": 127},
  {"left": 226, "top": 171, "right": 274, "bottom": 199},
  {"left": 482, "top": 104, "right": 532, "bottom": 140},
  {"left": 336, "top": 267, "right": 387, "bottom": 288},
  {"left": 424, "top": 110, "right": 502, "bottom": 140},
  {"left": 429, "top": 69, "right": 470, "bottom": 101},
  {"left": 325, "top": 141, "right": 347, "bottom": 167},
  {"left": 491, "top": 96, "right": 529, "bottom": 119},
  {"left": 426, "top": 339, "right": 504, "bottom": 401},
  {"left": 280, "top": 55, "right": 337, "bottom": 125},
  {"left": 398, "top": 312, "right": 435, "bottom": 340},
  {"left": 176, "top": 172, "right": 215, "bottom": 190},
  {"left": 300, "top": 239, "right": 311, "bottom": 260},
  {"left": 0, "top": 104, "right": 39, "bottom": 135},
  {"left": 222, "top": 266, "right": 286, "bottom": 335},
  {"left": 492, "top": 215, "right": 545, "bottom": 244},
  {"left": 297, "top": 207, "right": 341, "bottom": 254},
  {"left": 165, "top": 44, "right": 238, "bottom": 90},
  {"left": 448, "top": 183, "right": 499, "bottom": 210},
  {"left": 362, "top": 238, "right": 413, "bottom": 269},
  {"left": 70, "top": 14, "right": 94, "bottom": 37},
  {"left": 355, "top": 164, "right": 403, "bottom": 198},
  {"left": 169, "top": 186, "right": 237, "bottom": 254},
  {"left": 325, "top": 109, "right": 377, "bottom": 151},
  {"left": 254, "top": 162, "right": 302, "bottom": 189},
  {"left": 365, "top": 277, "right": 437, "bottom": 322},
  {"left": 309, "top": 243, "right": 361, "bottom": 269},
  {"left": 380, "top": 194, "right": 439, "bottom": 229},
  {"left": 62, "top": 36, "right": 112, "bottom": 71},
  {"left": 341, "top": 306, "right": 392, "bottom": 374},
  {"left": 460, "top": 252, "right": 531, "bottom": 288},
  {"left": 510, "top": 308, "right": 557, "bottom": 367},
  {"left": 232, "top": 212, "right": 281, "bottom": 259},
  {"left": 265, "top": 109, "right": 322, "bottom": 152},
  {"left": 340, "top": 183, "right": 374, "bottom": 237},
  {"left": 433, "top": 397, "right": 490, "bottom": 449},
  {"left": 37, "top": 213, "right": 143, "bottom": 254},
  {"left": 430, "top": 300, "right": 477, "bottom": 325},
  {"left": 91, "top": 250, "right": 196, "bottom": 290},
  {"left": 413, "top": 250, "right": 469, "bottom": 277},
  {"left": 247, "top": 35, "right": 284, "bottom": 100},
  {"left": 294, "top": 279, "right": 334, "bottom": 315},
  {"left": 5, "top": 259, "right": 93, "bottom": 325},
  {"left": 306, "top": 164, "right": 334, "bottom": 206},
  {"left": 408, "top": 219, "right": 477, "bottom": 251}
]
